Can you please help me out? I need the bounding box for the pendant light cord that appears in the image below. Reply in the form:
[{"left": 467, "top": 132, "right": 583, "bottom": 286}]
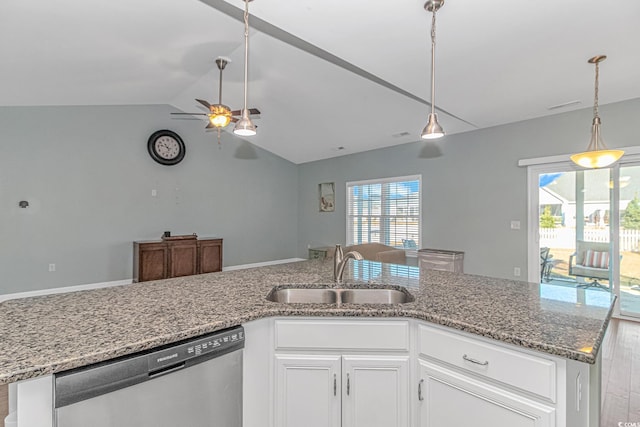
[
  {"left": 218, "top": 64, "right": 224, "bottom": 105},
  {"left": 430, "top": 9, "right": 437, "bottom": 115},
  {"left": 593, "top": 60, "right": 600, "bottom": 120},
  {"left": 591, "top": 59, "right": 602, "bottom": 151},
  {"left": 242, "top": 0, "right": 250, "bottom": 115}
]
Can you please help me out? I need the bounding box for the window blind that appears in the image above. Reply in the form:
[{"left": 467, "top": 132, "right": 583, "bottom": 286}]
[{"left": 346, "top": 175, "right": 421, "bottom": 249}]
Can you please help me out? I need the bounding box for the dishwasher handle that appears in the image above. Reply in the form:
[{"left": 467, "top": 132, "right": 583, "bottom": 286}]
[{"left": 148, "top": 362, "right": 186, "bottom": 379}]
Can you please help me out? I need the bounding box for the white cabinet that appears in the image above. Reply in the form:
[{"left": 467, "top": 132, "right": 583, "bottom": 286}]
[
  {"left": 244, "top": 317, "right": 596, "bottom": 427},
  {"left": 275, "top": 355, "right": 341, "bottom": 427},
  {"left": 418, "top": 324, "right": 557, "bottom": 402},
  {"left": 342, "top": 356, "right": 410, "bottom": 427},
  {"left": 418, "top": 360, "right": 555, "bottom": 427},
  {"left": 417, "top": 323, "right": 560, "bottom": 427},
  {"left": 274, "top": 354, "right": 409, "bottom": 427},
  {"left": 273, "top": 319, "right": 410, "bottom": 427}
]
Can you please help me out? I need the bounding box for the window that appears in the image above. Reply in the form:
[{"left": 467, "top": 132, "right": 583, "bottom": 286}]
[{"left": 346, "top": 175, "right": 421, "bottom": 249}]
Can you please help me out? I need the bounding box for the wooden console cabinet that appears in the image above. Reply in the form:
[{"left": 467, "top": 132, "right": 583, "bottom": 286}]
[{"left": 133, "top": 237, "right": 222, "bottom": 282}]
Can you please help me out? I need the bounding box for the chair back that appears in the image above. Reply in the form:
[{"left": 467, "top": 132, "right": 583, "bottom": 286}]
[
  {"left": 575, "top": 240, "right": 610, "bottom": 266},
  {"left": 540, "top": 247, "right": 550, "bottom": 263}
]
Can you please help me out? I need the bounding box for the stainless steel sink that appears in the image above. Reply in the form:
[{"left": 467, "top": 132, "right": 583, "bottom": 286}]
[
  {"left": 266, "top": 286, "right": 413, "bottom": 304},
  {"left": 267, "top": 288, "right": 338, "bottom": 304},
  {"left": 340, "top": 289, "right": 411, "bottom": 304}
]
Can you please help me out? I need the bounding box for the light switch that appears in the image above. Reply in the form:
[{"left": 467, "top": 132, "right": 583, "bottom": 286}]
[
  {"left": 151, "top": 189, "right": 157, "bottom": 197},
  {"left": 510, "top": 220, "right": 521, "bottom": 230}
]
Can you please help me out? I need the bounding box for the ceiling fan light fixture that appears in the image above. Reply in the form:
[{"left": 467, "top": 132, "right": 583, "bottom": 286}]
[
  {"left": 570, "top": 55, "right": 624, "bottom": 169},
  {"left": 421, "top": 113, "right": 445, "bottom": 139},
  {"left": 209, "top": 104, "right": 232, "bottom": 127},
  {"left": 233, "top": 109, "right": 257, "bottom": 136}
]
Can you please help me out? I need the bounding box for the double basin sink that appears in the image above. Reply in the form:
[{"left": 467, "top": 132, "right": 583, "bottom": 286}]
[{"left": 266, "top": 286, "right": 414, "bottom": 305}]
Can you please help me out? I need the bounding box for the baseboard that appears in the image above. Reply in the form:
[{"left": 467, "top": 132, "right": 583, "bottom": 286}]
[
  {"left": 222, "top": 258, "right": 306, "bottom": 272},
  {"left": 0, "top": 279, "right": 133, "bottom": 303}
]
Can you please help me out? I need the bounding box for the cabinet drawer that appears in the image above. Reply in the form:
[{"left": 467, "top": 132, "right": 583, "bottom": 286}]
[
  {"left": 275, "top": 319, "right": 409, "bottom": 351},
  {"left": 418, "top": 324, "right": 556, "bottom": 402}
]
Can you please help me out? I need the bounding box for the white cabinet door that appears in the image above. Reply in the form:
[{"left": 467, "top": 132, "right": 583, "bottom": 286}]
[
  {"left": 342, "top": 356, "right": 410, "bottom": 427},
  {"left": 418, "top": 360, "right": 555, "bottom": 427},
  {"left": 274, "top": 354, "right": 341, "bottom": 427}
]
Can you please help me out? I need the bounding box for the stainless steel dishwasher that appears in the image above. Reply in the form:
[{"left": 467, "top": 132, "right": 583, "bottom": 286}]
[{"left": 54, "top": 325, "right": 244, "bottom": 427}]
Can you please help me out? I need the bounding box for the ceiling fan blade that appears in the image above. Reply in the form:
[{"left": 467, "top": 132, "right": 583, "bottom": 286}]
[
  {"left": 231, "top": 117, "right": 239, "bottom": 123},
  {"left": 196, "top": 99, "right": 212, "bottom": 109},
  {"left": 230, "top": 108, "right": 261, "bottom": 116},
  {"left": 205, "top": 122, "right": 216, "bottom": 129},
  {"left": 171, "top": 112, "right": 208, "bottom": 116}
]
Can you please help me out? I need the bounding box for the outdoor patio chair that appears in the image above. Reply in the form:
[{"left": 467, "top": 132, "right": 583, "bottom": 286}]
[{"left": 568, "top": 240, "right": 612, "bottom": 290}]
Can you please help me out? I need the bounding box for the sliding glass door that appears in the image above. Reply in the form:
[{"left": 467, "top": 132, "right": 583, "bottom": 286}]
[
  {"left": 530, "top": 160, "right": 640, "bottom": 319},
  {"left": 537, "top": 168, "right": 612, "bottom": 286},
  {"left": 617, "top": 164, "right": 640, "bottom": 317}
]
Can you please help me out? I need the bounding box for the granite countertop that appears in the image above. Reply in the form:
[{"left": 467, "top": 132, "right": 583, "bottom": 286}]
[{"left": 0, "top": 259, "right": 615, "bottom": 384}]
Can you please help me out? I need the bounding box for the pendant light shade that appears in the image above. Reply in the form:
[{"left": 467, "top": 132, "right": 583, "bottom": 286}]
[
  {"left": 420, "top": 0, "right": 445, "bottom": 140},
  {"left": 570, "top": 55, "right": 623, "bottom": 168},
  {"left": 233, "top": 108, "right": 257, "bottom": 136},
  {"left": 234, "top": 0, "right": 257, "bottom": 137},
  {"left": 421, "top": 113, "right": 445, "bottom": 139}
]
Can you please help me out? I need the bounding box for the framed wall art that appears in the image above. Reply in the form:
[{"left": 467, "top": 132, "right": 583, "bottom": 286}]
[{"left": 319, "top": 182, "right": 335, "bottom": 212}]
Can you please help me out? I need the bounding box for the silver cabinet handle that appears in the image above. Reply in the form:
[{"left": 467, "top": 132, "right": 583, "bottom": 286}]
[
  {"left": 347, "top": 373, "right": 350, "bottom": 396},
  {"left": 463, "top": 354, "right": 489, "bottom": 366},
  {"left": 418, "top": 379, "right": 424, "bottom": 401},
  {"left": 333, "top": 373, "right": 337, "bottom": 396}
]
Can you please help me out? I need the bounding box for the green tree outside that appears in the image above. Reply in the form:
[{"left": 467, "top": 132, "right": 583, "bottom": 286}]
[
  {"left": 623, "top": 195, "right": 640, "bottom": 229},
  {"left": 540, "top": 205, "right": 556, "bottom": 228}
]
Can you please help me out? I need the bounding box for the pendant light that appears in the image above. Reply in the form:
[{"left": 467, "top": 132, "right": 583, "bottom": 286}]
[
  {"left": 233, "top": 0, "right": 257, "bottom": 137},
  {"left": 570, "top": 55, "right": 623, "bottom": 168},
  {"left": 420, "top": 0, "right": 445, "bottom": 140}
]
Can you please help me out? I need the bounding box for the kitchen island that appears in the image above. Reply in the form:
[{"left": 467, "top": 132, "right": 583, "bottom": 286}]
[{"left": 0, "top": 259, "right": 614, "bottom": 426}]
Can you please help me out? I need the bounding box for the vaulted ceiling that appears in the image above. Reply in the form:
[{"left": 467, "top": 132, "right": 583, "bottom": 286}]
[{"left": 2, "top": 0, "right": 639, "bottom": 164}]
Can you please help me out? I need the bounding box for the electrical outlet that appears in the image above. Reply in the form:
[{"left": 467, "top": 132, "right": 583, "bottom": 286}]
[
  {"left": 513, "top": 267, "right": 521, "bottom": 277},
  {"left": 151, "top": 189, "right": 157, "bottom": 197},
  {"left": 48, "top": 263, "right": 56, "bottom": 272},
  {"left": 510, "top": 220, "right": 521, "bottom": 230}
]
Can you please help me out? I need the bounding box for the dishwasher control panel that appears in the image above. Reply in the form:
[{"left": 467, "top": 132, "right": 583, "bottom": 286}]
[{"left": 148, "top": 326, "right": 244, "bottom": 372}]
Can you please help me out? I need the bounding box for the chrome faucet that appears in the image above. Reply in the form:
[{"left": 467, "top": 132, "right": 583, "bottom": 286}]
[
  {"left": 333, "top": 244, "right": 344, "bottom": 282},
  {"left": 333, "top": 244, "right": 364, "bottom": 283}
]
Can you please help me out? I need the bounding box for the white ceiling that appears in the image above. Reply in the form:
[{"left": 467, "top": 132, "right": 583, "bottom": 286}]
[{"left": 2, "top": 0, "right": 640, "bottom": 164}]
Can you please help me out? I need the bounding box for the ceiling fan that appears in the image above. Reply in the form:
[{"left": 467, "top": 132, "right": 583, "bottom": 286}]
[{"left": 171, "top": 57, "right": 260, "bottom": 134}]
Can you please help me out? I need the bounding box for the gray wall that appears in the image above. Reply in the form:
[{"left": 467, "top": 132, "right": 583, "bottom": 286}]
[
  {"left": 0, "top": 105, "right": 299, "bottom": 294},
  {"left": 297, "top": 98, "right": 640, "bottom": 280},
  {"left": 3, "top": 98, "right": 638, "bottom": 294}
]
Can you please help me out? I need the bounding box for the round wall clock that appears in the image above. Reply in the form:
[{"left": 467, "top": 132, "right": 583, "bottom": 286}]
[{"left": 147, "top": 130, "right": 186, "bottom": 166}]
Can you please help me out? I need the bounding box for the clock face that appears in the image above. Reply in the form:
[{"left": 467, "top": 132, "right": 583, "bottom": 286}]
[
  {"left": 154, "top": 136, "right": 181, "bottom": 160},
  {"left": 148, "top": 130, "right": 185, "bottom": 165}
]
